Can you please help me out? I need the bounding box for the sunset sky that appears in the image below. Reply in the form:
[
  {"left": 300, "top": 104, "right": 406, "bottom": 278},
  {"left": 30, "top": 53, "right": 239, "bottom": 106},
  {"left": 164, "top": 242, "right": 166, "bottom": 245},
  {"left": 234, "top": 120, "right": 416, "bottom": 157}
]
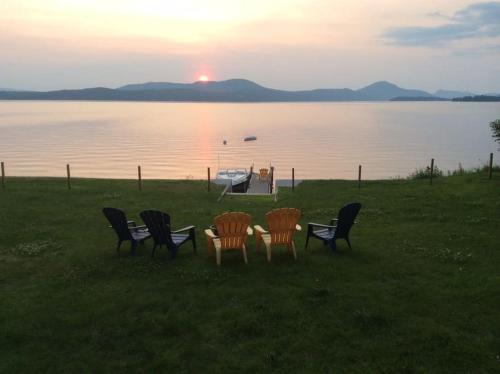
[{"left": 1, "top": 0, "right": 499, "bottom": 92}]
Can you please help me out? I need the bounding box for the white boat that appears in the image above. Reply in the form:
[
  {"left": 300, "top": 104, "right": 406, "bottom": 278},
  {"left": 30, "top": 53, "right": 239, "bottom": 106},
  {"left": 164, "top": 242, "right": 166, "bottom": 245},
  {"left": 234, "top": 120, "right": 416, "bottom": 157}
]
[{"left": 216, "top": 168, "right": 250, "bottom": 192}]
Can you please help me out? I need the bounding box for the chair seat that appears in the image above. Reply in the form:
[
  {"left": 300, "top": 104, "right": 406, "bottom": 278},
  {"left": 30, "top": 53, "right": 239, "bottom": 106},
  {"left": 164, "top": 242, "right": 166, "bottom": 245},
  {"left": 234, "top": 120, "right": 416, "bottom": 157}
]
[
  {"left": 172, "top": 233, "right": 189, "bottom": 246},
  {"left": 313, "top": 228, "right": 336, "bottom": 241},
  {"left": 131, "top": 229, "right": 151, "bottom": 242}
]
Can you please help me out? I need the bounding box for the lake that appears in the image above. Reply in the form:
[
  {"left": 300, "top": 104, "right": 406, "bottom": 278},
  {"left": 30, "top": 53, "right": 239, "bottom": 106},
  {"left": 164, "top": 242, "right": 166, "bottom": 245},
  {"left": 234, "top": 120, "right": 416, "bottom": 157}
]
[{"left": 1, "top": 101, "right": 499, "bottom": 180}]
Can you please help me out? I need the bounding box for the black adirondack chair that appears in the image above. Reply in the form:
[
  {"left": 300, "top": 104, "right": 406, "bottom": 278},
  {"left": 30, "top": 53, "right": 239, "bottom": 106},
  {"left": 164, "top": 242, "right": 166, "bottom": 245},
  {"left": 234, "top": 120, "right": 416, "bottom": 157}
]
[
  {"left": 139, "top": 210, "right": 196, "bottom": 259},
  {"left": 102, "top": 207, "right": 151, "bottom": 255},
  {"left": 305, "top": 202, "right": 361, "bottom": 252}
]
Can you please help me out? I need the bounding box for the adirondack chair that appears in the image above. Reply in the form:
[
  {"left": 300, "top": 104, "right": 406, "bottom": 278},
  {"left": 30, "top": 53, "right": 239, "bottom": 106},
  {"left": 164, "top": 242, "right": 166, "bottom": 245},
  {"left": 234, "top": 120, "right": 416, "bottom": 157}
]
[
  {"left": 305, "top": 203, "right": 361, "bottom": 252},
  {"left": 102, "top": 207, "right": 151, "bottom": 255},
  {"left": 259, "top": 168, "right": 269, "bottom": 181},
  {"left": 205, "top": 212, "right": 253, "bottom": 266},
  {"left": 139, "top": 210, "right": 196, "bottom": 259},
  {"left": 254, "top": 208, "right": 301, "bottom": 261}
]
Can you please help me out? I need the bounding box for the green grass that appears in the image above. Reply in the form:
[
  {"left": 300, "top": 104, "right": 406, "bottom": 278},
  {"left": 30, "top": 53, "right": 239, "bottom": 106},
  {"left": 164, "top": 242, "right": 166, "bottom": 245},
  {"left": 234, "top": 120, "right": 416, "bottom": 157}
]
[{"left": 1, "top": 173, "right": 499, "bottom": 372}]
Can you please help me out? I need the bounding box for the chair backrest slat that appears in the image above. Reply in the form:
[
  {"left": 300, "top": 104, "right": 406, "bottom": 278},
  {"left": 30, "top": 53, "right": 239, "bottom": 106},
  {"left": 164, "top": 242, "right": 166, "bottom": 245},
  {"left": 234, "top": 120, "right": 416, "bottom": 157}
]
[
  {"left": 266, "top": 208, "right": 301, "bottom": 245},
  {"left": 214, "top": 212, "right": 251, "bottom": 250},
  {"left": 140, "top": 210, "right": 174, "bottom": 248},
  {"left": 335, "top": 203, "right": 362, "bottom": 239},
  {"left": 102, "top": 207, "right": 133, "bottom": 241}
]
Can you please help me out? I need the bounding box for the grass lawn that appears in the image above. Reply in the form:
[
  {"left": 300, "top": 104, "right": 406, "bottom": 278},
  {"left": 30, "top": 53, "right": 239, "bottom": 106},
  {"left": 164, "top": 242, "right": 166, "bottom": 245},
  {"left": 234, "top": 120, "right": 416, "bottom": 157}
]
[{"left": 0, "top": 173, "right": 499, "bottom": 372}]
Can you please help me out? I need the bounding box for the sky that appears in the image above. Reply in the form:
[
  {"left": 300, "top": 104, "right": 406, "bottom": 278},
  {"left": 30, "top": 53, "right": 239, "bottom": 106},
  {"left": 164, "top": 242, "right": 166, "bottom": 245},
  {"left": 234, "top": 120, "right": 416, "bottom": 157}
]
[{"left": 1, "top": 0, "right": 499, "bottom": 92}]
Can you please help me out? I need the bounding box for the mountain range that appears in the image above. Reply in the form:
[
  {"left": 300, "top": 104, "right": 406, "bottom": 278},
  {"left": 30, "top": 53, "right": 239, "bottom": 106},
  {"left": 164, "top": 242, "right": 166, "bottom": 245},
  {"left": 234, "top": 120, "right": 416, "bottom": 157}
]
[{"left": 0, "top": 79, "right": 494, "bottom": 102}]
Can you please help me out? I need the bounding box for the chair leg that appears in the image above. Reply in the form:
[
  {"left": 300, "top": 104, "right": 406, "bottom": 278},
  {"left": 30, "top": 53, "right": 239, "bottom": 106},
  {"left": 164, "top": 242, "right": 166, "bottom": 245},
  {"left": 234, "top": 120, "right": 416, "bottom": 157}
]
[
  {"left": 291, "top": 241, "right": 297, "bottom": 260},
  {"left": 170, "top": 246, "right": 178, "bottom": 260},
  {"left": 116, "top": 241, "right": 122, "bottom": 253},
  {"left": 214, "top": 238, "right": 222, "bottom": 266},
  {"left": 242, "top": 244, "right": 248, "bottom": 264},
  {"left": 216, "top": 247, "right": 221, "bottom": 266},
  {"left": 191, "top": 229, "right": 197, "bottom": 253},
  {"left": 262, "top": 233, "right": 271, "bottom": 262},
  {"left": 346, "top": 237, "right": 352, "bottom": 249},
  {"left": 151, "top": 244, "right": 157, "bottom": 258},
  {"left": 131, "top": 241, "right": 138, "bottom": 255},
  {"left": 328, "top": 239, "right": 337, "bottom": 253},
  {"left": 305, "top": 230, "right": 311, "bottom": 249}
]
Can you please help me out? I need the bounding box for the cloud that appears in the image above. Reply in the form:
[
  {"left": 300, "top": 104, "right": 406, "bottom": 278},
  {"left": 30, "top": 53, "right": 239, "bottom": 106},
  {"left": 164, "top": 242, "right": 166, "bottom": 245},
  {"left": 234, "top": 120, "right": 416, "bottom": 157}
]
[{"left": 384, "top": 2, "right": 500, "bottom": 46}]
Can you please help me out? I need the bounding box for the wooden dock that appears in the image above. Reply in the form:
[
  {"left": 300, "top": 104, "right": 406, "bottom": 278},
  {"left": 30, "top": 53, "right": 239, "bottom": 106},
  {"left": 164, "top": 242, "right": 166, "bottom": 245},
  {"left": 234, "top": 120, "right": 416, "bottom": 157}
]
[{"left": 246, "top": 173, "right": 270, "bottom": 194}]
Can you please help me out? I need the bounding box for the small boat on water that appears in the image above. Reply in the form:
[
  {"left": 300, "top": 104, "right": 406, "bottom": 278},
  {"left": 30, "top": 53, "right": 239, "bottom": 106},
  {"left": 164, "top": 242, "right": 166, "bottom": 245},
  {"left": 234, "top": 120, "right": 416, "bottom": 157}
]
[
  {"left": 216, "top": 168, "right": 251, "bottom": 192},
  {"left": 244, "top": 136, "right": 257, "bottom": 142}
]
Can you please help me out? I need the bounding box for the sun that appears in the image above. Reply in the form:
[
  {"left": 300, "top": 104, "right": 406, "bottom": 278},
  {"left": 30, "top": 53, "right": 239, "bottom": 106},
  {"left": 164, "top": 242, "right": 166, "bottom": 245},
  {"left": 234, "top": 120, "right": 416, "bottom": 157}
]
[{"left": 198, "top": 75, "right": 209, "bottom": 82}]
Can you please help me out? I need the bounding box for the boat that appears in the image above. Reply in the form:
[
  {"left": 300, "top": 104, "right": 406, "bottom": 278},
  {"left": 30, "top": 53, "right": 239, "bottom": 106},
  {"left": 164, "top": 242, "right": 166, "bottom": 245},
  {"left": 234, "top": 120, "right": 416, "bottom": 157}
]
[
  {"left": 244, "top": 136, "right": 257, "bottom": 142},
  {"left": 216, "top": 168, "right": 251, "bottom": 192}
]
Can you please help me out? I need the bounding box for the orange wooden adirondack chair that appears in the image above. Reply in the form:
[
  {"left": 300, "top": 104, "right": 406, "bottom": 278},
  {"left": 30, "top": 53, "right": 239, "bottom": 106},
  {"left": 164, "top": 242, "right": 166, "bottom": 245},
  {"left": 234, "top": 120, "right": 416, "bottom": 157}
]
[
  {"left": 204, "top": 212, "right": 253, "bottom": 266},
  {"left": 254, "top": 208, "right": 301, "bottom": 261},
  {"left": 259, "top": 168, "right": 269, "bottom": 181}
]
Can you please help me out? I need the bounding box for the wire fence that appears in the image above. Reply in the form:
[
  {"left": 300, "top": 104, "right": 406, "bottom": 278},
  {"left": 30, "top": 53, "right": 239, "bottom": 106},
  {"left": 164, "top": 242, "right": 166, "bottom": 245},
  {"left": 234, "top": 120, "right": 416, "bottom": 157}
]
[{"left": 1, "top": 153, "right": 497, "bottom": 192}]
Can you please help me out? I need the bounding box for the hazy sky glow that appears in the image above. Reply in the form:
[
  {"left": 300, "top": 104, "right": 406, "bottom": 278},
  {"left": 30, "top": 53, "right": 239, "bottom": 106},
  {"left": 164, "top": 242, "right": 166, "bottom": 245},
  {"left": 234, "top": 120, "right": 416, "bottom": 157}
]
[{"left": 1, "top": 0, "right": 499, "bottom": 92}]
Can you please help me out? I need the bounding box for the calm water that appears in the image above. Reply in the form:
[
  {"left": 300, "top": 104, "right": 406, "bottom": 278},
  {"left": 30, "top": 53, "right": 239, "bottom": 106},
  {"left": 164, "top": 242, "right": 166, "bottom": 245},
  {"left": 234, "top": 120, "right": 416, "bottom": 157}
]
[{"left": 1, "top": 101, "right": 499, "bottom": 180}]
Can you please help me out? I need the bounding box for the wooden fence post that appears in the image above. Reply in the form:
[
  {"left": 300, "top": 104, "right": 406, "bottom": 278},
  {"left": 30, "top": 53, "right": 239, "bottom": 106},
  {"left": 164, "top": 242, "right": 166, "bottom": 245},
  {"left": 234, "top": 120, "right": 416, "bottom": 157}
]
[
  {"left": 430, "top": 158, "right": 434, "bottom": 185},
  {"left": 270, "top": 166, "right": 274, "bottom": 194},
  {"left": 489, "top": 153, "right": 493, "bottom": 180},
  {"left": 292, "top": 168, "right": 295, "bottom": 191},
  {"left": 207, "top": 167, "right": 211, "bottom": 191},
  {"left": 358, "top": 165, "right": 362, "bottom": 189},
  {"left": 138, "top": 166, "right": 142, "bottom": 191},
  {"left": 1, "top": 161, "right": 5, "bottom": 189},
  {"left": 66, "top": 164, "right": 71, "bottom": 190}
]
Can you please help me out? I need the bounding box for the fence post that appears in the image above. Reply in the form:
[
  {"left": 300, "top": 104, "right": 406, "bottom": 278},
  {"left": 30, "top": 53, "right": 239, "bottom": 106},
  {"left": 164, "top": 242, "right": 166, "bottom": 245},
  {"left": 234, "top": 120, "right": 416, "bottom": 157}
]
[
  {"left": 358, "top": 165, "right": 362, "bottom": 189},
  {"left": 1, "top": 161, "right": 5, "bottom": 189},
  {"left": 489, "top": 153, "right": 493, "bottom": 180},
  {"left": 430, "top": 158, "right": 434, "bottom": 185},
  {"left": 138, "top": 166, "right": 142, "bottom": 191},
  {"left": 270, "top": 166, "right": 274, "bottom": 194},
  {"left": 292, "top": 168, "right": 295, "bottom": 191},
  {"left": 207, "top": 167, "right": 211, "bottom": 192},
  {"left": 66, "top": 164, "right": 71, "bottom": 190}
]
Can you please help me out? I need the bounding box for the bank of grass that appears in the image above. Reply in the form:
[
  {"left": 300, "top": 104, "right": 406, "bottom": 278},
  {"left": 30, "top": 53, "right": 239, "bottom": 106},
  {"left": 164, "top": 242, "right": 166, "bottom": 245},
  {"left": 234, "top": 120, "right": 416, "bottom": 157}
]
[{"left": 0, "top": 173, "right": 499, "bottom": 372}]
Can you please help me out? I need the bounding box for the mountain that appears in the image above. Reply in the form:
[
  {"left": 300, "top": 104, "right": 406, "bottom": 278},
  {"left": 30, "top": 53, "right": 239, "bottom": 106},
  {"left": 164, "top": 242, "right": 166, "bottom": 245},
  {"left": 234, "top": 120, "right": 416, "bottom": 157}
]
[
  {"left": 0, "top": 87, "right": 24, "bottom": 92},
  {"left": 0, "top": 79, "right": 441, "bottom": 102},
  {"left": 435, "top": 89, "right": 475, "bottom": 99},
  {"left": 119, "top": 79, "right": 266, "bottom": 93},
  {"left": 356, "top": 81, "right": 433, "bottom": 100}
]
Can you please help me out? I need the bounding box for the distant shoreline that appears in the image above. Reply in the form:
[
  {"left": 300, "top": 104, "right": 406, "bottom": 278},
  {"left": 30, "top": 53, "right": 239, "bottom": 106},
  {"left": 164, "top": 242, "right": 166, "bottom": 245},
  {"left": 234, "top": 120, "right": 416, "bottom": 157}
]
[
  {"left": 1, "top": 98, "right": 499, "bottom": 103},
  {"left": 2, "top": 78, "right": 497, "bottom": 103}
]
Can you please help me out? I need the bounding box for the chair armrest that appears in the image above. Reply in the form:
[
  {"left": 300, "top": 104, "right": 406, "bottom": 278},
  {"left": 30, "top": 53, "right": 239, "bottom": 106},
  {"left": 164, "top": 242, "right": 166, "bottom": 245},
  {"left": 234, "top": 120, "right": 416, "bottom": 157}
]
[
  {"left": 308, "top": 222, "right": 335, "bottom": 229},
  {"left": 295, "top": 224, "right": 302, "bottom": 231},
  {"left": 254, "top": 225, "right": 268, "bottom": 234},
  {"left": 127, "top": 220, "right": 137, "bottom": 227},
  {"left": 329, "top": 218, "right": 338, "bottom": 226},
  {"left": 204, "top": 229, "right": 218, "bottom": 239},
  {"left": 247, "top": 227, "right": 254, "bottom": 235},
  {"left": 131, "top": 225, "right": 147, "bottom": 229},
  {"left": 129, "top": 225, "right": 147, "bottom": 232},
  {"left": 172, "top": 225, "right": 195, "bottom": 233}
]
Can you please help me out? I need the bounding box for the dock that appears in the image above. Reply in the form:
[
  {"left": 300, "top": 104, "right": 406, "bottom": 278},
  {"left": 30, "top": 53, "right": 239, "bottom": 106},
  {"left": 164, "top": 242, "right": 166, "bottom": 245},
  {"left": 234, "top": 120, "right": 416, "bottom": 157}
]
[{"left": 246, "top": 173, "right": 271, "bottom": 193}]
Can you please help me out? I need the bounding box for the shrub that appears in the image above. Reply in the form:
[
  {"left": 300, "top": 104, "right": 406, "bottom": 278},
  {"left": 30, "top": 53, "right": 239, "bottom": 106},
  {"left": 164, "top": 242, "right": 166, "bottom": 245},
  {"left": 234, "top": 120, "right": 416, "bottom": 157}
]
[
  {"left": 490, "top": 119, "right": 500, "bottom": 148},
  {"left": 408, "top": 165, "right": 443, "bottom": 179}
]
